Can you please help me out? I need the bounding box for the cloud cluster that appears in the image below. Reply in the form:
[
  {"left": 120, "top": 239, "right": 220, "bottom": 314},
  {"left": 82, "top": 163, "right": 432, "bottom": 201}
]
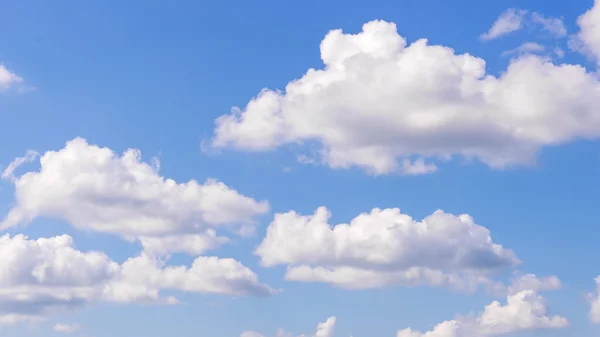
[
  {"left": 0, "top": 233, "right": 274, "bottom": 324},
  {"left": 397, "top": 275, "right": 567, "bottom": 337},
  {"left": 1, "top": 138, "right": 269, "bottom": 253},
  {"left": 240, "top": 289, "right": 565, "bottom": 337},
  {"left": 210, "top": 11, "right": 600, "bottom": 175},
  {"left": 255, "top": 207, "right": 518, "bottom": 291},
  {"left": 0, "top": 139, "right": 276, "bottom": 324},
  {"left": 2, "top": 1, "right": 600, "bottom": 335}
]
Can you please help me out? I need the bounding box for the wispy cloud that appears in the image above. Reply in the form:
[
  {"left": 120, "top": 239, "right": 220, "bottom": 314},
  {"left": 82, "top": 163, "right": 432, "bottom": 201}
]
[
  {"left": 531, "top": 12, "right": 567, "bottom": 37},
  {"left": 480, "top": 9, "right": 528, "bottom": 41},
  {"left": 501, "top": 42, "right": 546, "bottom": 57}
]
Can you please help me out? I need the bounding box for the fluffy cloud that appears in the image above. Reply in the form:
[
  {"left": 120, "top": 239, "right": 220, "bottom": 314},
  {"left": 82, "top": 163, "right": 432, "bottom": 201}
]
[
  {"left": 255, "top": 207, "right": 519, "bottom": 291},
  {"left": 507, "top": 273, "right": 561, "bottom": 294},
  {"left": 54, "top": 323, "right": 80, "bottom": 333},
  {"left": 0, "top": 234, "right": 117, "bottom": 324},
  {"left": 0, "top": 64, "right": 23, "bottom": 91},
  {"left": 314, "top": 317, "right": 336, "bottom": 337},
  {"left": 105, "top": 254, "right": 276, "bottom": 301},
  {"left": 241, "top": 316, "right": 336, "bottom": 337},
  {"left": 480, "top": 9, "right": 527, "bottom": 41},
  {"left": 572, "top": 0, "right": 600, "bottom": 63},
  {"left": 0, "top": 233, "right": 275, "bottom": 324},
  {"left": 397, "top": 275, "right": 567, "bottom": 337},
  {"left": 1, "top": 138, "right": 269, "bottom": 254},
  {"left": 211, "top": 6, "right": 600, "bottom": 175}
]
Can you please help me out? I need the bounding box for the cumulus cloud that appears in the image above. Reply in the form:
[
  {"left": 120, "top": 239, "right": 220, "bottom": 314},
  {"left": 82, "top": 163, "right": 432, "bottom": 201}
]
[
  {"left": 1, "top": 138, "right": 269, "bottom": 255},
  {"left": 0, "top": 64, "right": 23, "bottom": 91},
  {"left": 241, "top": 316, "right": 336, "bottom": 337},
  {"left": 255, "top": 207, "right": 519, "bottom": 291},
  {"left": 0, "top": 234, "right": 117, "bottom": 324},
  {"left": 105, "top": 253, "right": 277, "bottom": 302},
  {"left": 314, "top": 317, "right": 336, "bottom": 337},
  {"left": 54, "top": 323, "right": 81, "bottom": 333},
  {"left": 210, "top": 13, "right": 600, "bottom": 175},
  {"left": 571, "top": 0, "right": 600, "bottom": 64},
  {"left": 397, "top": 275, "right": 567, "bottom": 337},
  {"left": 0, "top": 233, "right": 275, "bottom": 324},
  {"left": 480, "top": 9, "right": 527, "bottom": 41}
]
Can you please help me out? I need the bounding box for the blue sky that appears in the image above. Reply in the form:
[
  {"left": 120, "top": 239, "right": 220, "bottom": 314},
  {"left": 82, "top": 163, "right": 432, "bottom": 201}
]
[{"left": 1, "top": 0, "right": 600, "bottom": 336}]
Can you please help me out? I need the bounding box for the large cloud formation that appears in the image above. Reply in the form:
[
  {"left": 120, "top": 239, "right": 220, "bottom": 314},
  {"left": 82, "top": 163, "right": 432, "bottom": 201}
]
[
  {"left": 255, "top": 207, "right": 519, "bottom": 291},
  {"left": 0, "top": 139, "right": 277, "bottom": 324},
  {"left": 1, "top": 138, "right": 269, "bottom": 255},
  {"left": 211, "top": 0, "right": 600, "bottom": 175},
  {"left": 397, "top": 275, "right": 567, "bottom": 337},
  {"left": 0, "top": 233, "right": 275, "bottom": 325}
]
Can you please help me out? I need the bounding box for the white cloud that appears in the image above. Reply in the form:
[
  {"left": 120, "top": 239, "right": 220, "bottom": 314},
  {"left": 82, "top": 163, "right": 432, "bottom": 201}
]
[
  {"left": 0, "top": 314, "right": 43, "bottom": 325},
  {"left": 1, "top": 150, "right": 38, "bottom": 183},
  {"left": 241, "top": 332, "right": 266, "bottom": 337},
  {"left": 314, "top": 317, "right": 336, "bottom": 337},
  {"left": 241, "top": 316, "right": 336, "bottom": 337},
  {"left": 397, "top": 275, "right": 567, "bottom": 337},
  {"left": 531, "top": 12, "right": 567, "bottom": 38},
  {"left": 0, "top": 64, "right": 23, "bottom": 91},
  {"left": 589, "top": 276, "right": 600, "bottom": 323},
  {"left": 0, "top": 233, "right": 275, "bottom": 324},
  {"left": 571, "top": 0, "right": 600, "bottom": 64},
  {"left": 401, "top": 158, "right": 438, "bottom": 176},
  {"left": 0, "top": 233, "right": 118, "bottom": 324},
  {"left": 138, "top": 231, "right": 230, "bottom": 256},
  {"left": 480, "top": 9, "right": 528, "bottom": 41},
  {"left": 1, "top": 138, "right": 269, "bottom": 255},
  {"left": 210, "top": 16, "right": 600, "bottom": 175},
  {"left": 501, "top": 42, "right": 545, "bottom": 57},
  {"left": 507, "top": 273, "right": 561, "bottom": 294},
  {"left": 54, "top": 323, "right": 81, "bottom": 333},
  {"left": 480, "top": 9, "right": 566, "bottom": 42},
  {"left": 255, "top": 207, "right": 519, "bottom": 290},
  {"left": 105, "top": 254, "right": 277, "bottom": 301}
]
